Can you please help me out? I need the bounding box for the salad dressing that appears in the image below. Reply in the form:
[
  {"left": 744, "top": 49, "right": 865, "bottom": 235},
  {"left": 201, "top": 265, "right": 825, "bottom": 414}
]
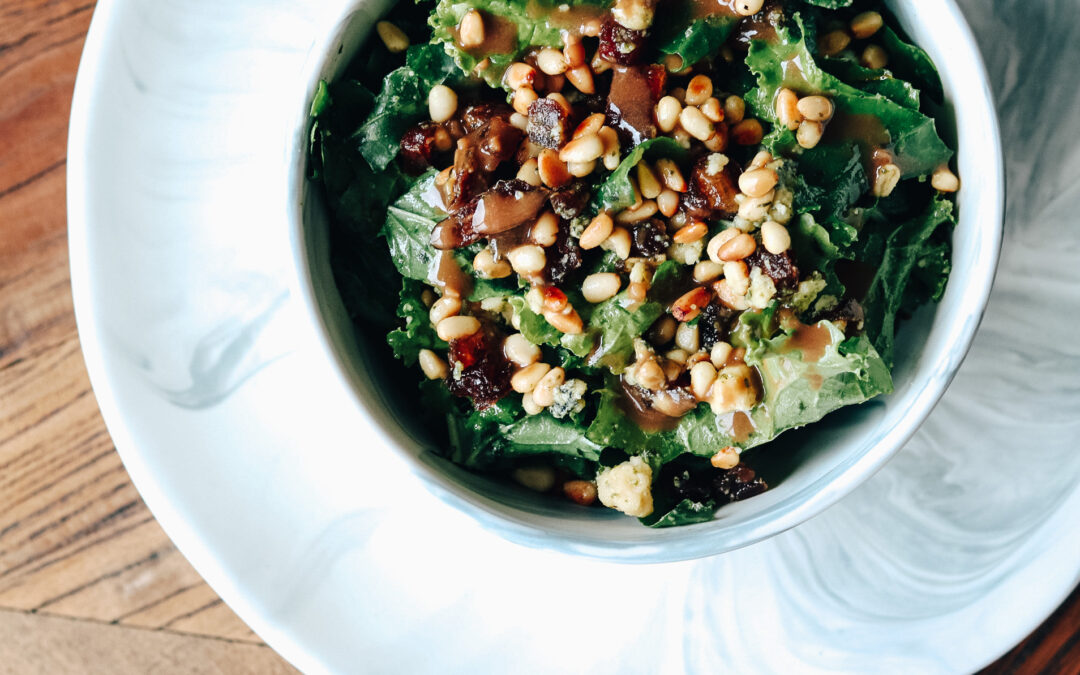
[
  {"left": 619, "top": 379, "right": 683, "bottom": 432},
  {"left": 453, "top": 12, "right": 519, "bottom": 58},
  {"left": 529, "top": 1, "right": 608, "bottom": 39},
  {"left": 780, "top": 315, "right": 832, "bottom": 363},
  {"left": 433, "top": 250, "right": 473, "bottom": 299},
  {"left": 727, "top": 411, "right": 755, "bottom": 444}
]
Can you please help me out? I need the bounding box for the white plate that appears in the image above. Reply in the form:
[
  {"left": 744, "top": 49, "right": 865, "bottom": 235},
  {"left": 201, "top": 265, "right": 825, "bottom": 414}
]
[{"left": 68, "top": 0, "right": 1080, "bottom": 673}]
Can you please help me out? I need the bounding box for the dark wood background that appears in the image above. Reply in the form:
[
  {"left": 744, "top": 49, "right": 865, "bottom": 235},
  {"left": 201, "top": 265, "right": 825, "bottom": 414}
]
[{"left": 0, "top": 1, "right": 1074, "bottom": 672}]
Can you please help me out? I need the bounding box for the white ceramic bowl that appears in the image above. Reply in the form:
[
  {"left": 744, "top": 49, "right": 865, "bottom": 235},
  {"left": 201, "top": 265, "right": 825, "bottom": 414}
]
[{"left": 291, "top": 0, "right": 1004, "bottom": 562}]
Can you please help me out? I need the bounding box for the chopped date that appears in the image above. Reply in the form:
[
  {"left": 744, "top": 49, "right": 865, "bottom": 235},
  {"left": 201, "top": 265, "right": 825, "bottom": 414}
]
[
  {"left": 746, "top": 248, "right": 799, "bottom": 289},
  {"left": 631, "top": 218, "right": 671, "bottom": 258},
  {"left": 399, "top": 122, "right": 441, "bottom": 174},
  {"left": 545, "top": 227, "right": 583, "bottom": 285},
  {"left": 549, "top": 181, "right": 591, "bottom": 219},
  {"left": 690, "top": 155, "right": 741, "bottom": 215},
  {"left": 446, "top": 325, "right": 512, "bottom": 409},
  {"left": 645, "top": 64, "right": 667, "bottom": 101},
  {"left": 598, "top": 18, "right": 647, "bottom": 66},
  {"left": 461, "top": 103, "right": 514, "bottom": 132},
  {"left": 527, "top": 97, "right": 571, "bottom": 149},
  {"left": 697, "top": 302, "right": 735, "bottom": 350}
]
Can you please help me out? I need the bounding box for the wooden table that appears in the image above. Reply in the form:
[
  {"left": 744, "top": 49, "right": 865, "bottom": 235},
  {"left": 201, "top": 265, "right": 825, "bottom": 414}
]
[{"left": 0, "top": 1, "right": 1074, "bottom": 673}]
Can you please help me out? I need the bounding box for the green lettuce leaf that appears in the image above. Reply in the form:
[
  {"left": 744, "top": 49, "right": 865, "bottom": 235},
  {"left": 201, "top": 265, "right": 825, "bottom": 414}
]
[
  {"left": 656, "top": 14, "right": 739, "bottom": 68},
  {"left": 387, "top": 279, "right": 448, "bottom": 365},
  {"left": 879, "top": 25, "right": 944, "bottom": 102},
  {"left": 821, "top": 56, "right": 921, "bottom": 110},
  {"left": 592, "top": 137, "right": 687, "bottom": 214}
]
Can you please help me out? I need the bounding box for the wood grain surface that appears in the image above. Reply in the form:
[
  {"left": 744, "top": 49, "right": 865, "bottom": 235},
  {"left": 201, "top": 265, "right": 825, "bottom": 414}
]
[{"left": 0, "top": 1, "right": 1072, "bottom": 673}]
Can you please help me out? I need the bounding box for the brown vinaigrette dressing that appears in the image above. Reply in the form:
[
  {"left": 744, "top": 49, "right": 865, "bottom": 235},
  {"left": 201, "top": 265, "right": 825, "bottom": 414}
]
[
  {"left": 433, "top": 250, "right": 474, "bottom": 299},
  {"left": 726, "top": 410, "right": 756, "bottom": 444},
  {"left": 528, "top": 1, "right": 608, "bottom": 38},
  {"left": 778, "top": 310, "right": 833, "bottom": 363},
  {"left": 619, "top": 378, "right": 683, "bottom": 432},
  {"left": 452, "top": 11, "right": 519, "bottom": 58}
]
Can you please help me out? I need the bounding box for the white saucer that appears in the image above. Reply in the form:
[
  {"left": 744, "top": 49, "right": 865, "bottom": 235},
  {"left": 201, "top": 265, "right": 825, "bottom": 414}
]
[{"left": 68, "top": 0, "right": 1080, "bottom": 672}]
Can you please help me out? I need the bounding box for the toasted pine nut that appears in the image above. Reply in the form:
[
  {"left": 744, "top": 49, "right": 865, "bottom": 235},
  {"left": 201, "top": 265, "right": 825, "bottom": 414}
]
[
  {"left": 473, "top": 247, "right": 513, "bottom": 279},
  {"left": 433, "top": 127, "right": 453, "bottom": 151},
  {"left": 873, "top": 163, "right": 902, "bottom": 197},
  {"left": 738, "top": 192, "right": 774, "bottom": 221},
  {"left": 615, "top": 200, "right": 658, "bottom": 224},
  {"left": 655, "top": 158, "right": 687, "bottom": 192},
  {"left": 504, "top": 333, "right": 541, "bottom": 367},
  {"left": 421, "top": 289, "right": 436, "bottom": 307},
  {"left": 724, "top": 95, "right": 746, "bottom": 124},
  {"left": 671, "top": 286, "right": 712, "bottom": 322},
  {"left": 559, "top": 134, "right": 604, "bottom": 163},
  {"left": 693, "top": 260, "right": 724, "bottom": 283},
  {"left": 545, "top": 92, "right": 571, "bottom": 114},
  {"left": 459, "top": 9, "right": 485, "bottom": 48},
  {"left": 749, "top": 150, "right": 773, "bottom": 169},
  {"left": 531, "top": 211, "right": 560, "bottom": 247},
  {"left": 707, "top": 229, "right": 740, "bottom": 263},
  {"left": 573, "top": 113, "right": 606, "bottom": 139},
  {"left": 542, "top": 287, "right": 568, "bottom": 313},
  {"left": 566, "top": 65, "right": 595, "bottom": 94},
  {"left": 437, "top": 315, "right": 481, "bottom": 341},
  {"left": 775, "top": 88, "right": 802, "bottom": 131},
  {"left": 717, "top": 232, "right": 756, "bottom": 261},
  {"left": 670, "top": 87, "right": 687, "bottom": 103},
  {"left": 655, "top": 96, "right": 682, "bottom": 133},
  {"left": 635, "top": 359, "right": 666, "bottom": 390},
  {"left": 685, "top": 75, "right": 714, "bottom": 106},
  {"left": 517, "top": 158, "right": 542, "bottom": 186},
  {"left": 703, "top": 131, "right": 727, "bottom": 153},
  {"left": 861, "top": 44, "right": 888, "bottom": 70},
  {"left": 739, "top": 167, "right": 779, "bottom": 198},
  {"left": 508, "top": 244, "right": 547, "bottom": 276},
  {"left": 712, "top": 278, "right": 750, "bottom": 310},
  {"left": 663, "top": 54, "right": 686, "bottom": 73},
  {"left": 418, "top": 349, "right": 448, "bottom": 380},
  {"left": 818, "top": 29, "right": 852, "bottom": 56},
  {"left": 509, "top": 112, "right": 530, "bottom": 131},
  {"left": 931, "top": 166, "right": 961, "bottom": 192},
  {"left": 536, "top": 47, "right": 568, "bottom": 75},
  {"left": 582, "top": 273, "right": 622, "bottom": 303},
  {"left": 598, "top": 126, "right": 621, "bottom": 170},
  {"left": 505, "top": 62, "right": 537, "bottom": 90},
  {"left": 679, "top": 106, "right": 715, "bottom": 141},
  {"left": 665, "top": 348, "right": 689, "bottom": 364},
  {"left": 564, "top": 38, "right": 586, "bottom": 67},
  {"left": 429, "top": 296, "right": 461, "bottom": 325},
  {"left": 850, "top": 10, "right": 884, "bottom": 39},
  {"left": 710, "top": 445, "right": 740, "bottom": 469},
  {"left": 636, "top": 162, "right": 662, "bottom": 199},
  {"left": 512, "top": 87, "right": 538, "bottom": 116},
  {"left": 522, "top": 391, "right": 544, "bottom": 414},
  {"left": 590, "top": 51, "right": 613, "bottom": 74},
  {"left": 376, "top": 21, "right": 409, "bottom": 53},
  {"left": 676, "top": 321, "right": 699, "bottom": 352},
  {"left": 568, "top": 159, "right": 597, "bottom": 177},
  {"left": 612, "top": 0, "right": 654, "bottom": 31},
  {"left": 731, "top": 119, "right": 763, "bottom": 145},
  {"left": 545, "top": 306, "right": 584, "bottom": 334},
  {"left": 428, "top": 85, "right": 458, "bottom": 123},
  {"left": 700, "top": 97, "right": 724, "bottom": 123},
  {"left": 673, "top": 220, "right": 708, "bottom": 244},
  {"left": 734, "top": 0, "right": 764, "bottom": 16},
  {"left": 579, "top": 213, "right": 614, "bottom": 250},
  {"left": 538, "top": 149, "right": 572, "bottom": 188},
  {"left": 796, "top": 95, "right": 833, "bottom": 122},
  {"left": 710, "top": 341, "right": 734, "bottom": 368},
  {"left": 657, "top": 189, "right": 680, "bottom": 217},
  {"left": 796, "top": 120, "right": 825, "bottom": 149},
  {"left": 723, "top": 261, "right": 750, "bottom": 295},
  {"left": 760, "top": 220, "right": 791, "bottom": 254},
  {"left": 602, "top": 226, "right": 632, "bottom": 259},
  {"left": 624, "top": 279, "right": 646, "bottom": 303},
  {"left": 649, "top": 316, "right": 678, "bottom": 345},
  {"left": 690, "top": 361, "right": 717, "bottom": 400},
  {"left": 532, "top": 366, "right": 566, "bottom": 407},
  {"left": 513, "top": 465, "right": 556, "bottom": 490},
  {"left": 512, "top": 362, "right": 551, "bottom": 393}
]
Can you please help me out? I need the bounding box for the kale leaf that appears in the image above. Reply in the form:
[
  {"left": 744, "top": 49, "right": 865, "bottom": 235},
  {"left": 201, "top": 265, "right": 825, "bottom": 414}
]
[
  {"left": 591, "top": 137, "right": 687, "bottom": 214},
  {"left": 387, "top": 279, "right": 449, "bottom": 365}
]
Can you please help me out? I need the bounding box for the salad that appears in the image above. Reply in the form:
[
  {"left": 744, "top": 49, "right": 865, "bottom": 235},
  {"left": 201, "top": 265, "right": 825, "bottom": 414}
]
[{"left": 308, "top": 0, "right": 959, "bottom": 526}]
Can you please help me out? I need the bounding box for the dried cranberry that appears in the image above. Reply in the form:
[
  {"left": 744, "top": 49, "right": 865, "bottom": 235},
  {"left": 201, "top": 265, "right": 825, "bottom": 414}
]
[
  {"left": 446, "top": 325, "right": 512, "bottom": 409},
  {"left": 745, "top": 248, "right": 800, "bottom": 289},
  {"left": 631, "top": 218, "right": 671, "bottom": 258},
  {"left": 598, "top": 18, "right": 647, "bottom": 66},
  {"left": 399, "top": 122, "right": 440, "bottom": 174},
  {"left": 461, "top": 103, "right": 514, "bottom": 132},
  {"left": 527, "top": 97, "right": 571, "bottom": 149},
  {"left": 545, "top": 227, "right": 582, "bottom": 285}
]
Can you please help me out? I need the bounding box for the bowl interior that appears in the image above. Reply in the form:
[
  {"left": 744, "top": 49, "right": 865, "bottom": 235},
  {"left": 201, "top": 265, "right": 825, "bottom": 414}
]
[{"left": 293, "top": 0, "right": 1002, "bottom": 562}]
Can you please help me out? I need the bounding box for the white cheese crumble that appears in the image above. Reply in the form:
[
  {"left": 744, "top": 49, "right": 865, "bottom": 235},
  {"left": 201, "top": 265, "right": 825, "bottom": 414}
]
[
  {"left": 596, "top": 456, "right": 654, "bottom": 517},
  {"left": 748, "top": 267, "right": 777, "bottom": 310},
  {"left": 705, "top": 152, "right": 730, "bottom": 176},
  {"left": 550, "top": 378, "right": 587, "bottom": 419}
]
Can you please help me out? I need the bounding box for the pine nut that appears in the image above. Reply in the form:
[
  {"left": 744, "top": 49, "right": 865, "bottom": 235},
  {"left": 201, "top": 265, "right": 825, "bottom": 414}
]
[
  {"left": 717, "top": 232, "right": 756, "bottom": 261},
  {"left": 694, "top": 260, "right": 724, "bottom": 283},
  {"left": 734, "top": 0, "right": 764, "bottom": 16},
  {"left": 710, "top": 341, "right": 733, "bottom": 368},
  {"left": 532, "top": 366, "right": 566, "bottom": 407},
  {"left": 473, "top": 247, "right": 513, "bottom": 279},
  {"left": 508, "top": 244, "right": 547, "bottom": 276},
  {"left": 707, "top": 229, "right": 740, "bottom": 263},
  {"left": 873, "top": 163, "right": 902, "bottom": 197},
  {"left": 509, "top": 112, "right": 529, "bottom": 131},
  {"left": 738, "top": 192, "right": 774, "bottom": 221},
  {"left": 564, "top": 38, "right": 586, "bottom": 67},
  {"left": 671, "top": 286, "right": 711, "bottom": 322},
  {"left": 670, "top": 87, "right": 687, "bottom": 103},
  {"left": 655, "top": 159, "right": 687, "bottom": 192},
  {"left": 428, "top": 85, "right": 458, "bottom": 123},
  {"left": 690, "top": 361, "right": 717, "bottom": 400},
  {"left": 679, "top": 106, "right": 715, "bottom": 141},
  {"left": 436, "top": 315, "right": 481, "bottom": 341},
  {"left": 433, "top": 128, "right": 453, "bottom": 151},
  {"left": 657, "top": 189, "right": 680, "bottom": 217},
  {"left": 797, "top": 95, "right": 833, "bottom": 122},
  {"left": 635, "top": 359, "right": 666, "bottom": 390},
  {"left": 582, "top": 273, "right": 622, "bottom": 303},
  {"left": 676, "top": 321, "right": 699, "bottom": 352},
  {"left": 649, "top": 316, "right": 678, "bottom": 345},
  {"left": 546, "top": 92, "right": 571, "bottom": 114},
  {"left": 602, "top": 226, "right": 633, "bottom": 259},
  {"left": 544, "top": 307, "right": 584, "bottom": 334},
  {"left": 636, "top": 162, "right": 662, "bottom": 199},
  {"left": 612, "top": 0, "right": 654, "bottom": 31},
  {"left": 615, "top": 200, "right": 658, "bottom": 224},
  {"left": 580, "top": 213, "right": 615, "bottom": 250},
  {"left": 543, "top": 287, "right": 568, "bottom": 313},
  {"left": 429, "top": 296, "right": 461, "bottom": 324},
  {"left": 931, "top": 166, "right": 961, "bottom": 192},
  {"left": 673, "top": 220, "right": 708, "bottom": 244},
  {"left": 513, "top": 87, "right": 539, "bottom": 116},
  {"left": 796, "top": 120, "right": 824, "bottom": 149},
  {"left": 559, "top": 134, "right": 604, "bottom": 163},
  {"left": 536, "top": 47, "right": 568, "bottom": 75},
  {"left": 749, "top": 150, "right": 773, "bottom": 169},
  {"left": 700, "top": 97, "right": 724, "bottom": 123},
  {"left": 818, "top": 29, "right": 851, "bottom": 56},
  {"left": 703, "top": 131, "right": 727, "bottom": 153},
  {"left": 712, "top": 278, "right": 749, "bottom": 310},
  {"left": 418, "top": 349, "right": 449, "bottom": 380},
  {"left": 599, "top": 126, "right": 621, "bottom": 170},
  {"left": 655, "top": 96, "right": 682, "bottom": 133},
  {"left": 538, "top": 149, "right": 572, "bottom": 188},
  {"left": 504, "top": 333, "right": 541, "bottom": 367},
  {"left": 685, "top": 75, "right": 714, "bottom": 106},
  {"left": 739, "top": 168, "right": 779, "bottom": 198},
  {"left": 566, "top": 65, "right": 595, "bottom": 94},
  {"left": 421, "top": 289, "right": 436, "bottom": 307},
  {"left": 775, "top": 88, "right": 802, "bottom": 131},
  {"left": 710, "top": 445, "right": 740, "bottom": 469},
  {"left": 531, "top": 211, "right": 560, "bottom": 247},
  {"left": 760, "top": 220, "right": 791, "bottom": 254},
  {"left": 850, "top": 11, "right": 883, "bottom": 39},
  {"left": 375, "top": 21, "right": 409, "bottom": 53},
  {"left": 512, "top": 362, "right": 551, "bottom": 393},
  {"left": 724, "top": 95, "right": 745, "bottom": 124},
  {"left": 861, "top": 44, "right": 888, "bottom": 70},
  {"left": 665, "top": 349, "right": 689, "bottom": 365},
  {"left": 672, "top": 128, "right": 692, "bottom": 149},
  {"left": 522, "top": 391, "right": 544, "bottom": 414},
  {"left": 568, "top": 160, "right": 597, "bottom": 177},
  {"left": 517, "top": 157, "right": 542, "bottom": 186},
  {"left": 731, "top": 119, "right": 763, "bottom": 145},
  {"left": 506, "top": 62, "right": 537, "bottom": 91},
  {"left": 573, "top": 113, "right": 606, "bottom": 139},
  {"left": 723, "top": 260, "right": 749, "bottom": 295},
  {"left": 459, "top": 9, "right": 485, "bottom": 48},
  {"left": 513, "top": 465, "right": 556, "bottom": 491}
]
